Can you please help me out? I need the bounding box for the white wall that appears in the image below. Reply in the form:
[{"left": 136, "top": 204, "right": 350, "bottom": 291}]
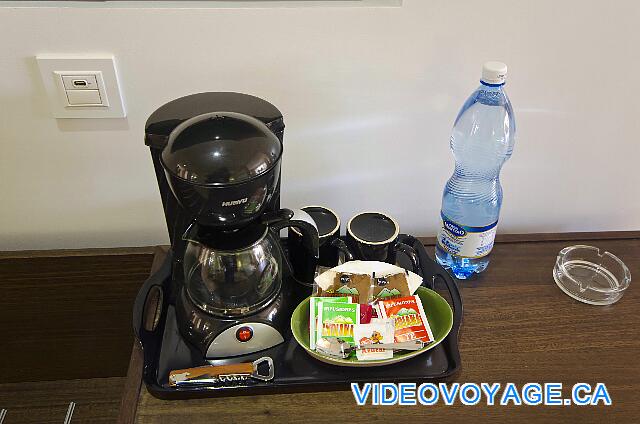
[{"left": 1, "top": 0, "right": 639, "bottom": 250}]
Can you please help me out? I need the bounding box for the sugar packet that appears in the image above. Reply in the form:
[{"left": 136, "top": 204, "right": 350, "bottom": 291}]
[{"left": 353, "top": 318, "right": 395, "bottom": 361}]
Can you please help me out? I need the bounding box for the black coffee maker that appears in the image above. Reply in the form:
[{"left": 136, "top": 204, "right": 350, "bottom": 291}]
[{"left": 145, "top": 92, "right": 319, "bottom": 359}]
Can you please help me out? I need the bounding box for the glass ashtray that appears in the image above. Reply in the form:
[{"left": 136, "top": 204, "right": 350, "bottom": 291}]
[{"left": 553, "top": 245, "right": 631, "bottom": 305}]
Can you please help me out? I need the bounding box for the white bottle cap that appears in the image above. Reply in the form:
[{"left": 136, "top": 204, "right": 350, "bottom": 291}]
[{"left": 481, "top": 61, "right": 508, "bottom": 85}]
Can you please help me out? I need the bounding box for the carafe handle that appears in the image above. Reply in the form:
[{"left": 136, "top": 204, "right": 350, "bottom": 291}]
[{"left": 268, "top": 209, "right": 320, "bottom": 284}]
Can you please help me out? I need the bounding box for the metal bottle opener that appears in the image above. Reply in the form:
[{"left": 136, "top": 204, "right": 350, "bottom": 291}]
[{"left": 169, "top": 357, "right": 274, "bottom": 387}]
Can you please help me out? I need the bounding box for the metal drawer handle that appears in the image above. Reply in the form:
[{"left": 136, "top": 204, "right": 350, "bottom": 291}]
[{"left": 64, "top": 402, "right": 76, "bottom": 424}]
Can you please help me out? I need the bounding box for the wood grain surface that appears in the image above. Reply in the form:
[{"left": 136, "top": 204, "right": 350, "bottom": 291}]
[
  {"left": 0, "top": 251, "right": 154, "bottom": 383},
  {"left": 131, "top": 234, "right": 640, "bottom": 424},
  {"left": 0, "top": 377, "right": 126, "bottom": 423}
]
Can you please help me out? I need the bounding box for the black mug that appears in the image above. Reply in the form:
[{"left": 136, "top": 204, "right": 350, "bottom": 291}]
[
  {"left": 289, "top": 206, "right": 353, "bottom": 284},
  {"left": 346, "top": 211, "right": 419, "bottom": 271}
]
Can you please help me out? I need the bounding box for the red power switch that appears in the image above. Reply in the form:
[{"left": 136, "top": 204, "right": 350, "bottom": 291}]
[{"left": 236, "top": 326, "right": 253, "bottom": 342}]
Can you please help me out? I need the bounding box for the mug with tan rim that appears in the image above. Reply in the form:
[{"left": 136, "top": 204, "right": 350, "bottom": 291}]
[
  {"left": 289, "top": 206, "right": 353, "bottom": 285},
  {"left": 346, "top": 211, "right": 419, "bottom": 271}
]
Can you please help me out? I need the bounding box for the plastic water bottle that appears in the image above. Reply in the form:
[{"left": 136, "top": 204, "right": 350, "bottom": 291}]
[{"left": 435, "top": 62, "right": 516, "bottom": 279}]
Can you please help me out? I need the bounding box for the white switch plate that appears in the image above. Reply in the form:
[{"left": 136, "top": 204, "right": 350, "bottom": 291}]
[
  {"left": 56, "top": 71, "right": 108, "bottom": 106},
  {"left": 36, "top": 55, "right": 126, "bottom": 119}
]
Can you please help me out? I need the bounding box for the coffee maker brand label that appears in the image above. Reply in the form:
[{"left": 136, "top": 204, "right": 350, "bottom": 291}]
[
  {"left": 437, "top": 213, "right": 497, "bottom": 259},
  {"left": 221, "top": 198, "right": 248, "bottom": 207}
]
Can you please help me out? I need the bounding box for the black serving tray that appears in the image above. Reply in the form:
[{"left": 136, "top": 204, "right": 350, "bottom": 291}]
[{"left": 133, "top": 234, "right": 463, "bottom": 399}]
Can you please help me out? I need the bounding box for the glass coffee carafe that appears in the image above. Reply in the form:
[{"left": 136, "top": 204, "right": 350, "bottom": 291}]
[
  {"left": 184, "top": 227, "right": 281, "bottom": 317},
  {"left": 182, "top": 209, "right": 319, "bottom": 318}
]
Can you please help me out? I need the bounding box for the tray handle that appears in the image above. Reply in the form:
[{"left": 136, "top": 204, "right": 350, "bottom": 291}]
[
  {"left": 397, "top": 234, "right": 463, "bottom": 337},
  {"left": 133, "top": 253, "right": 172, "bottom": 340},
  {"left": 433, "top": 268, "right": 463, "bottom": 341}
]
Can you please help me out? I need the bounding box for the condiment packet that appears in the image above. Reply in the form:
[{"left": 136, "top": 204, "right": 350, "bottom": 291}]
[
  {"left": 360, "top": 303, "right": 373, "bottom": 324},
  {"left": 309, "top": 296, "right": 351, "bottom": 350},
  {"left": 316, "top": 301, "right": 360, "bottom": 347},
  {"left": 354, "top": 318, "right": 395, "bottom": 361},
  {"left": 377, "top": 295, "right": 434, "bottom": 343}
]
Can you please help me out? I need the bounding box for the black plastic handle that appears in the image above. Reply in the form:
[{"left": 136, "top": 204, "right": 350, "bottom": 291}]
[
  {"left": 396, "top": 234, "right": 463, "bottom": 331},
  {"left": 397, "top": 234, "right": 432, "bottom": 289},
  {"left": 269, "top": 209, "right": 319, "bottom": 259},
  {"left": 396, "top": 234, "right": 463, "bottom": 370},
  {"left": 133, "top": 253, "right": 172, "bottom": 340},
  {"left": 330, "top": 238, "right": 354, "bottom": 263},
  {"left": 269, "top": 209, "right": 319, "bottom": 284},
  {"left": 435, "top": 271, "right": 463, "bottom": 342},
  {"left": 393, "top": 241, "right": 420, "bottom": 273}
]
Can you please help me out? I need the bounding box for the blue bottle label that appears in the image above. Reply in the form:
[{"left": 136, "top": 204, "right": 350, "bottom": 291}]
[{"left": 437, "top": 213, "right": 498, "bottom": 259}]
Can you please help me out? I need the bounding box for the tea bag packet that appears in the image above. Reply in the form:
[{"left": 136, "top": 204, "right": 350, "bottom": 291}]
[
  {"left": 316, "top": 301, "right": 360, "bottom": 347},
  {"left": 378, "top": 295, "right": 434, "bottom": 344},
  {"left": 317, "top": 272, "right": 373, "bottom": 304},
  {"left": 309, "top": 296, "right": 351, "bottom": 350},
  {"left": 372, "top": 271, "right": 412, "bottom": 302},
  {"left": 353, "top": 318, "right": 395, "bottom": 361}
]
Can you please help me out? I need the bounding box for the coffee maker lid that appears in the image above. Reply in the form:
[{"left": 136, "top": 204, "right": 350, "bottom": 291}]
[
  {"left": 145, "top": 92, "right": 284, "bottom": 149},
  {"left": 161, "top": 112, "right": 282, "bottom": 186}
]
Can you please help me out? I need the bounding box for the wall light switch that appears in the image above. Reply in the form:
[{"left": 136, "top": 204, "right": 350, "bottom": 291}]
[{"left": 36, "top": 55, "right": 126, "bottom": 119}]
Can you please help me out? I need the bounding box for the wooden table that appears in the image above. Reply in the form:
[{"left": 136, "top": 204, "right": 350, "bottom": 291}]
[
  {"left": 121, "top": 233, "right": 640, "bottom": 423},
  {"left": 0, "top": 234, "right": 637, "bottom": 423}
]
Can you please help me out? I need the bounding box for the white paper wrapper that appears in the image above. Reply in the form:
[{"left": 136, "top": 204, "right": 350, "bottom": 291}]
[
  {"left": 314, "top": 260, "right": 423, "bottom": 294},
  {"left": 354, "top": 318, "right": 395, "bottom": 360}
]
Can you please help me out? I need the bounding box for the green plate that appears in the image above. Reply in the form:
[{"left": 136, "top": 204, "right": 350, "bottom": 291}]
[{"left": 290, "top": 287, "right": 454, "bottom": 367}]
